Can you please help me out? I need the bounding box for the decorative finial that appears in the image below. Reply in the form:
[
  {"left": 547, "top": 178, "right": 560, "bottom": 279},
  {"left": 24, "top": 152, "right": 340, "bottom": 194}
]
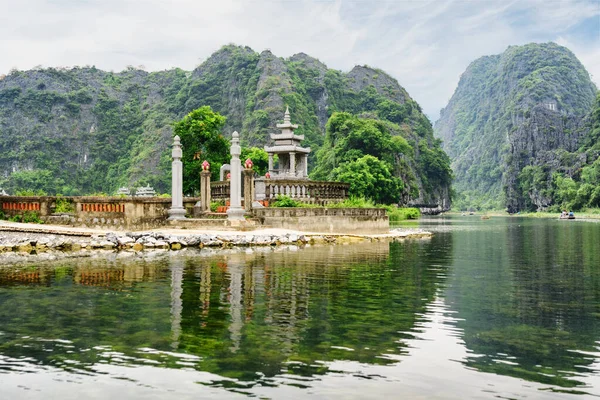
[
  {"left": 244, "top": 158, "right": 253, "bottom": 169},
  {"left": 230, "top": 131, "right": 241, "bottom": 156},
  {"left": 202, "top": 160, "right": 210, "bottom": 171},
  {"left": 172, "top": 135, "right": 182, "bottom": 160},
  {"left": 284, "top": 106, "right": 291, "bottom": 124}
]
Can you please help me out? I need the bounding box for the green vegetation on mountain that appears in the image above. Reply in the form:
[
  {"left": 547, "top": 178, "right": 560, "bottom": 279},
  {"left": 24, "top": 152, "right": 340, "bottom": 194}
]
[
  {"left": 312, "top": 112, "right": 451, "bottom": 205},
  {"left": 0, "top": 45, "right": 450, "bottom": 208},
  {"left": 435, "top": 42, "right": 598, "bottom": 212},
  {"left": 518, "top": 92, "right": 600, "bottom": 212}
]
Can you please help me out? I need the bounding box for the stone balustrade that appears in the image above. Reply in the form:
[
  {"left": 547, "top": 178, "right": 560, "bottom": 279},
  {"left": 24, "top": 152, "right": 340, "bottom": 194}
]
[
  {"left": 210, "top": 181, "right": 230, "bottom": 201},
  {"left": 81, "top": 203, "right": 126, "bottom": 213},
  {"left": 264, "top": 180, "right": 349, "bottom": 204},
  {"left": 2, "top": 201, "right": 41, "bottom": 211},
  {"left": 211, "top": 179, "right": 350, "bottom": 205},
  {"left": 0, "top": 196, "right": 201, "bottom": 229}
]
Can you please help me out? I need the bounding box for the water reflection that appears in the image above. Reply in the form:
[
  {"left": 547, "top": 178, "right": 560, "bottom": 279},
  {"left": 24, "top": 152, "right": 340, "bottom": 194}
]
[
  {"left": 0, "top": 240, "right": 449, "bottom": 393},
  {"left": 0, "top": 218, "right": 599, "bottom": 398},
  {"left": 425, "top": 216, "right": 600, "bottom": 395}
]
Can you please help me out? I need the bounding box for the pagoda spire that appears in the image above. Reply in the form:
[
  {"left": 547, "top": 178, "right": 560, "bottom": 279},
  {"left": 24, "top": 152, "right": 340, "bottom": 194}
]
[{"left": 283, "top": 106, "right": 291, "bottom": 124}]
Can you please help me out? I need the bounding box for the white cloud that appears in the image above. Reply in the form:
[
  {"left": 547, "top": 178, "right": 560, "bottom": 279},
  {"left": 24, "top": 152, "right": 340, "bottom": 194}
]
[{"left": 0, "top": 0, "right": 598, "bottom": 120}]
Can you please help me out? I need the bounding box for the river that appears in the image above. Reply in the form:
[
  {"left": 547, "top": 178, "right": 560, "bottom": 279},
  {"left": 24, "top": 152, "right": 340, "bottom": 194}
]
[{"left": 0, "top": 216, "right": 598, "bottom": 399}]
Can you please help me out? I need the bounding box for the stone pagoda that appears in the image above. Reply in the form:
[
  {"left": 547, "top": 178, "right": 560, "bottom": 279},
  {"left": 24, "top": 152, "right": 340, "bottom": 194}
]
[{"left": 264, "top": 107, "right": 310, "bottom": 179}]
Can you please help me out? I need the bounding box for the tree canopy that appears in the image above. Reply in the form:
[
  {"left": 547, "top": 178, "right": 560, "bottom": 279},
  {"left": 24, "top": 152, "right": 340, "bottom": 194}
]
[{"left": 173, "top": 106, "right": 228, "bottom": 195}]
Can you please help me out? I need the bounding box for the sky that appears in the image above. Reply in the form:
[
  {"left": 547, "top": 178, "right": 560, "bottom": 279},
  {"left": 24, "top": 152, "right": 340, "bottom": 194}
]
[{"left": 0, "top": 0, "right": 598, "bottom": 120}]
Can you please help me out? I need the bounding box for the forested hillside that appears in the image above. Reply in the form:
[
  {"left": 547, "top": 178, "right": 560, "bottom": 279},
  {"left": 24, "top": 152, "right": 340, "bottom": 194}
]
[
  {"left": 0, "top": 45, "right": 451, "bottom": 208},
  {"left": 435, "top": 42, "right": 597, "bottom": 212}
]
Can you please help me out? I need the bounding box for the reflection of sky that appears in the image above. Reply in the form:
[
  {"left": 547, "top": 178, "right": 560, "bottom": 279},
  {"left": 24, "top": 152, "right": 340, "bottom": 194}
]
[{"left": 4, "top": 295, "right": 596, "bottom": 399}]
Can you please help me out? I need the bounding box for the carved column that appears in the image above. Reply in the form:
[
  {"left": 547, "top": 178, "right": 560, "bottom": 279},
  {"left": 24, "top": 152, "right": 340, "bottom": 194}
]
[
  {"left": 243, "top": 169, "right": 254, "bottom": 212},
  {"left": 168, "top": 135, "right": 186, "bottom": 220},
  {"left": 268, "top": 153, "right": 274, "bottom": 175},
  {"left": 290, "top": 152, "right": 296, "bottom": 177},
  {"left": 304, "top": 154, "right": 309, "bottom": 177},
  {"left": 200, "top": 167, "right": 211, "bottom": 213},
  {"left": 227, "top": 131, "right": 245, "bottom": 221}
]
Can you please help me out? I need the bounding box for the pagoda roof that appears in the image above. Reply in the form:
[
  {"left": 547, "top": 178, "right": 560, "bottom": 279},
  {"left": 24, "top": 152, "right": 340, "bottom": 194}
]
[
  {"left": 270, "top": 132, "right": 305, "bottom": 141},
  {"left": 264, "top": 145, "right": 311, "bottom": 154}
]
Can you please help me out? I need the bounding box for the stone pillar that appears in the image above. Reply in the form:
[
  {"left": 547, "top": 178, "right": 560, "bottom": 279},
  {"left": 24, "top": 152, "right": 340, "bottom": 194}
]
[
  {"left": 200, "top": 169, "right": 211, "bottom": 213},
  {"left": 290, "top": 152, "right": 296, "bottom": 177},
  {"left": 268, "top": 153, "right": 274, "bottom": 175},
  {"left": 168, "top": 135, "right": 186, "bottom": 220},
  {"left": 304, "top": 154, "right": 309, "bottom": 177},
  {"left": 243, "top": 169, "right": 254, "bottom": 212},
  {"left": 227, "top": 131, "right": 245, "bottom": 221}
]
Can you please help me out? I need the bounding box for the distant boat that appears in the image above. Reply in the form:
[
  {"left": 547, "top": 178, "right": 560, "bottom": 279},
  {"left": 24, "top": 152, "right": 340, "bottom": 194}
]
[
  {"left": 481, "top": 215, "right": 490, "bottom": 220},
  {"left": 559, "top": 215, "right": 575, "bottom": 220}
]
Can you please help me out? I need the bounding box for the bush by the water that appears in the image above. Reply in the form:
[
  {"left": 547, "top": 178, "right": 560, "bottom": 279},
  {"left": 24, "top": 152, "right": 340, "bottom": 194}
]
[{"left": 386, "top": 206, "right": 421, "bottom": 221}]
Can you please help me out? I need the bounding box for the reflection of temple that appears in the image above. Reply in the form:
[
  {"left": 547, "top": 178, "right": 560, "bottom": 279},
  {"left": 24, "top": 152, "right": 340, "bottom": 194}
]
[{"left": 265, "top": 107, "right": 311, "bottom": 179}]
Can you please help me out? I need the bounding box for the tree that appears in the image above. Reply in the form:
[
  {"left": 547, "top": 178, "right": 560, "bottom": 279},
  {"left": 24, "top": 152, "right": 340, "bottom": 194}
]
[
  {"left": 4, "top": 169, "right": 63, "bottom": 195},
  {"left": 240, "top": 147, "right": 269, "bottom": 176},
  {"left": 331, "top": 155, "right": 403, "bottom": 204},
  {"left": 173, "top": 106, "right": 228, "bottom": 195}
]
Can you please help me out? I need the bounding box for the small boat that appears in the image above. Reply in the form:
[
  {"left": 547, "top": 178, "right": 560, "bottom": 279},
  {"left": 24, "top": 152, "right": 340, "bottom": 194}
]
[
  {"left": 559, "top": 212, "right": 575, "bottom": 220},
  {"left": 559, "top": 215, "right": 575, "bottom": 220}
]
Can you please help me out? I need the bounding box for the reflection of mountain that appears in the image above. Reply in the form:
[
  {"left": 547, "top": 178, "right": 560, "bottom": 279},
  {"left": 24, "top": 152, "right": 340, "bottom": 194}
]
[
  {"left": 443, "top": 218, "right": 600, "bottom": 390},
  {"left": 0, "top": 239, "right": 449, "bottom": 387}
]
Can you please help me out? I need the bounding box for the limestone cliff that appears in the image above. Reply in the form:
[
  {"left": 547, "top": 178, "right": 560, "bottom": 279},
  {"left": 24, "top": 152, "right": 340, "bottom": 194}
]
[{"left": 435, "top": 42, "right": 597, "bottom": 211}]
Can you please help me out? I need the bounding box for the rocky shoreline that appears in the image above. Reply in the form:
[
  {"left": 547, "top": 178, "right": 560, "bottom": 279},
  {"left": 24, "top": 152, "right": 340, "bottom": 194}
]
[{"left": 0, "top": 228, "right": 432, "bottom": 254}]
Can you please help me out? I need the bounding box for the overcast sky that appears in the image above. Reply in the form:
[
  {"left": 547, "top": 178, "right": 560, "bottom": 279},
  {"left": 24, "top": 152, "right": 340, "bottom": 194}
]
[{"left": 0, "top": 0, "right": 598, "bottom": 120}]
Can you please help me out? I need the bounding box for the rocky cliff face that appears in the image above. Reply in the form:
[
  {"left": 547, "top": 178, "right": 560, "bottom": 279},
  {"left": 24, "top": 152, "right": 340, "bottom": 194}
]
[
  {"left": 434, "top": 42, "right": 597, "bottom": 211},
  {"left": 0, "top": 45, "right": 451, "bottom": 209}
]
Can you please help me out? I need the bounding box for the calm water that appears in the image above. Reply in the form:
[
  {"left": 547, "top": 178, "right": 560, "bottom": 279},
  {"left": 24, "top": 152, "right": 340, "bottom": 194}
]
[{"left": 0, "top": 216, "right": 599, "bottom": 399}]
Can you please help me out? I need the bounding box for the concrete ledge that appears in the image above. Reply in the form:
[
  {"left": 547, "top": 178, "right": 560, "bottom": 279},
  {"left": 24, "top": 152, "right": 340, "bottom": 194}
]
[{"left": 253, "top": 207, "right": 389, "bottom": 234}]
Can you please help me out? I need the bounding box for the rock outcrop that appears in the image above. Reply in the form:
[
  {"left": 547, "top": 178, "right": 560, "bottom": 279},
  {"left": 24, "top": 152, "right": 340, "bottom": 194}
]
[{"left": 435, "top": 42, "right": 597, "bottom": 211}]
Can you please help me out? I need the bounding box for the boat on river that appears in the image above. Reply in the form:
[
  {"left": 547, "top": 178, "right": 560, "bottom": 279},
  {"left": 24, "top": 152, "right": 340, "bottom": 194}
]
[{"left": 560, "top": 212, "right": 575, "bottom": 220}]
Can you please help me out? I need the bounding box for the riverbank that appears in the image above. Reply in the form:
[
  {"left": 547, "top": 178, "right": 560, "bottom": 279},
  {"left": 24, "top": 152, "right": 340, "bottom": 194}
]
[
  {"left": 0, "top": 220, "right": 432, "bottom": 256},
  {"left": 446, "top": 209, "right": 600, "bottom": 219}
]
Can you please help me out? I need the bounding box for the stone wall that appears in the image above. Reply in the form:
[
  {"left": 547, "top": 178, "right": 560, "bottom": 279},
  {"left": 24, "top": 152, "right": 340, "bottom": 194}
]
[
  {"left": 0, "top": 196, "right": 200, "bottom": 230},
  {"left": 252, "top": 207, "right": 389, "bottom": 234}
]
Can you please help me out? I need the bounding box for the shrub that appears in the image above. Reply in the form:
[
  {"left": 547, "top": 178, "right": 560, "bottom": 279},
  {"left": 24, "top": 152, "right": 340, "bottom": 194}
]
[
  {"left": 327, "top": 196, "right": 376, "bottom": 208},
  {"left": 210, "top": 200, "right": 225, "bottom": 212},
  {"left": 386, "top": 206, "right": 421, "bottom": 221},
  {"left": 271, "top": 195, "right": 301, "bottom": 208},
  {"left": 9, "top": 212, "right": 42, "bottom": 224},
  {"left": 54, "top": 195, "right": 75, "bottom": 213},
  {"left": 16, "top": 189, "right": 47, "bottom": 196}
]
